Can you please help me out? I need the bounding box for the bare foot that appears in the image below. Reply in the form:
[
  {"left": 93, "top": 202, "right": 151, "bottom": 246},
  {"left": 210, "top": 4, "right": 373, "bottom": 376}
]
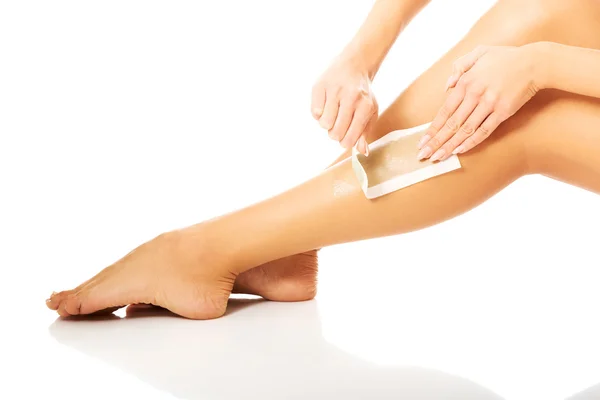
[
  {"left": 126, "top": 250, "right": 319, "bottom": 314},
  {"left": 46, "top": 228, "right": 238, "bottom": 320},
  {"left": 233, "top": 250, "right": 318, "bottom": 301},
  {"left": 46, "top": 227, "right": 318, "bottom": 319},
  {"left": 123, "top": 250, "right": 319, "bottom": 317}
]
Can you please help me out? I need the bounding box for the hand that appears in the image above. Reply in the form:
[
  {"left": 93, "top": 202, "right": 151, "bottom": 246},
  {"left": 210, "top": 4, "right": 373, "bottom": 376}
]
[
  {"left": 418, "top": 45, "right": 541, "bottom": 161},
  {"left": 312, "top": 55, "right": 378, "bottom": 156}
]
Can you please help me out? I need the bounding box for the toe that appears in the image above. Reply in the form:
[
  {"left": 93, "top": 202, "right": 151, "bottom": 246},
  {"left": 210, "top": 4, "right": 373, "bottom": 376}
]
[
  {"left": 47, "top": 276, "right": 93, "bottom": 310},
  {"left": 47, "top": 272, "right": 105, "bottom": 313},
  {"left": 46, "top": 292, "right": 59, "bottom": 310},
  {"left": 63, "top": 295, "right": 83, "bottom": 316},
  {"left": 66, "top": 274, "right": 150, "bottom": 316},
  {"left": 46, "top": 291, "right": 70, "bottom": 310},
  {"left": 57, "top": 301, "right": 71, "bottom": 317}
]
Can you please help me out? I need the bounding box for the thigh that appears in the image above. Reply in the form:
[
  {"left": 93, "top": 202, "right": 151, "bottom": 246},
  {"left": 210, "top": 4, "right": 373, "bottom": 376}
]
[
  {"left": 450, "top": 87, "right": 600, "bottom": 196},
  {"left": 372, "top": 0, "right": 600, "bottom": 140},
  {"left": 516, "top": 90, "right": 600, "bottom": 194}
]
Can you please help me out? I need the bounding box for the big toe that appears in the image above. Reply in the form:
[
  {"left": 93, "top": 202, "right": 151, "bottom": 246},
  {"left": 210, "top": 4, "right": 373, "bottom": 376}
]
[
  {"left": 62, "top": 295, "right": 83, "bottom": 316},
  {"left": 46, "top": 291, "right": 71, "bottom": 311},
  {"left": 58, "top": 278, "right": 150, "bottom": 317},
  {"left": 53, "top": 295, "right": 76, "bottom": 317},
  {"left": 47, "top": 275, "right": 97, "bottom": 311}
]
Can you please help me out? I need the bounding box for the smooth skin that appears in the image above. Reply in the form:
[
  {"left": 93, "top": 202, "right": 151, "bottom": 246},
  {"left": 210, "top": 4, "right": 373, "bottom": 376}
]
[
  {"left": 419, "top": 41, "right": 600, "bottom": 161},
  {"left": 47, "top": 0, "right": 600, "bottom": 319}
]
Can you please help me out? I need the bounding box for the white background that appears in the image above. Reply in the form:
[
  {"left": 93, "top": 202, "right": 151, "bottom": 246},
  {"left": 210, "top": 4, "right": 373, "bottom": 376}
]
[{"left": 2, "top": 1, "right": 600, "bottom": 399}]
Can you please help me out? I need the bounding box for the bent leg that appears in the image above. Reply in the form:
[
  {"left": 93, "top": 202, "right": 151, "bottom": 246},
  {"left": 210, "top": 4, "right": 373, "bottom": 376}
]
[
  {"left": 47, "top": 89, "right": 600, "bottom": 319},
  {"left": 47, "top": 0, "right": 600, "bottom": 318},
  {"left": 363, "top": 0, "right": 600, "bottom": 154},
  {"left": 233, "top": 0, "right": 600, "bottom": 301},
  {"left": 212, "top": 93, "right": 600, "bottom": 270},
  {"left": 522, "top": 90, "right": 600, "bottom": 192}
]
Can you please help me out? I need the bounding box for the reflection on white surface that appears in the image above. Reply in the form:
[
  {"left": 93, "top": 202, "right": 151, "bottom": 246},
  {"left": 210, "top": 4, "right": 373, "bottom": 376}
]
[{"left": 49, "top": 299, "right": 504, "bottom": 400}]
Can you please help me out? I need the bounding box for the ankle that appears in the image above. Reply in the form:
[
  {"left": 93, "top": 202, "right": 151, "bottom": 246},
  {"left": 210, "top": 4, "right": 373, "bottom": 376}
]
[{"left": 177, "top": 223, "right": 241, "bottom": 277}]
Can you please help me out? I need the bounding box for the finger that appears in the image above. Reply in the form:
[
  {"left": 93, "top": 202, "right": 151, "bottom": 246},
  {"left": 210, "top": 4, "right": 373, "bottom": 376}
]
[
  {"left": 419, "top": 84, "right": 466, "bottom": 151},
  {"left": 311, "top": 85, "right": 326, "bottom": 119},
  {"left": 362, "top": 111, "right": 377, "bottom": 140},
  {"left": 445, "top": 74, "right": 461, "bottom": 92},
  {"left": 328, "top": 100, "right": 353, "bottom": 142},
  {"left": 340, "top": 101, "right": 375, "bottom": 149},
  {"left": 446, "top": 45, "right": 489, "bottom": 90},
  {"left": 360, "top": 114, "right": 378, "bottom": 156},
  {"left": 437, "top": 102, "right": 493, "bottom": 159},
  {"left": 355, "top": 114, "right": 377, "bottom": 156},
  {"left": 418, "top": 91, "right": 474, "bottom": 161},
  {"left": 454, "top": 111, "right": 504, "bottom": 154},
  {"left": 356, "top": 136, "right": 368, "bottom": 156},
  {"left": 319, "top": 94, "right": 339, "bottom": 130},
  {"left": 425, "top": 93, "right": 480, "bottom": 161}
]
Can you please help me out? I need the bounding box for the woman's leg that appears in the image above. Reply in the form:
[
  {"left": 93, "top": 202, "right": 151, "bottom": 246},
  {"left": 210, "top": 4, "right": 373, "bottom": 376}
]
[
  {"left": 232, "top": 0, "right": 600, "bottom": 302},
  {"left": 47, "top": 1, "right": 600, "bottom": 319},
  {"left": 47, "top": 89, "right": 600, "bottom": 319}
]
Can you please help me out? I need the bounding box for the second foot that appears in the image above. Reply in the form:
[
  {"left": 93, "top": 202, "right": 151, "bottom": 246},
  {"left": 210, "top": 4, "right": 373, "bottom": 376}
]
[
  {"left": 126, "top": 250, "right": 319, "bottom": 315},
  {"left": 233, "top": 250, "right": 318, "bottom": 301}
]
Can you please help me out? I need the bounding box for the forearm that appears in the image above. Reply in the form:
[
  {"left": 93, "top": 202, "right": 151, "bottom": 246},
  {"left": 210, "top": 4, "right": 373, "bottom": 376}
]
[
  {"left": 341, "top": 0, "right": 431, "bottom": 79},
  {"left": 534, "top": 41, "right": 600, "bottom": 98}
]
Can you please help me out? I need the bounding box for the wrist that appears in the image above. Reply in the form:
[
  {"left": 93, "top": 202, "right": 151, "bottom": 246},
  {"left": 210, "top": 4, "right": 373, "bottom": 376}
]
[
  {"left": 340, "top": 41, "right": 383, "bottom": 81},
  {"left": 525, "top": 41, "right": 556, "bottom": 90}
]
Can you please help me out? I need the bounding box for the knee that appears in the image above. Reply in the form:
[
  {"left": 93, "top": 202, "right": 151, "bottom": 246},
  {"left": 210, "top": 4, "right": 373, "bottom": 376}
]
[
  {"left": 495, "top": 0, "right": 564, "bottom": 31},
  {"left": 494, "top": 0, "right": 600, "bottom": 49}
]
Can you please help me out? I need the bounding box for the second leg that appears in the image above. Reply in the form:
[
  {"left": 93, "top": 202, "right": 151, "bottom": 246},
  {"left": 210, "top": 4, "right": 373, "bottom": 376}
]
[{"left": 235, "top": 0, "right": 600, "bottom": 301}]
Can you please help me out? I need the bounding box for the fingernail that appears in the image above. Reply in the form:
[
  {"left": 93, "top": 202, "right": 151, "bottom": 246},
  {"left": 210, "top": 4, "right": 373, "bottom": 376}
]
[
  {"left": 320, "top": 119, "right": 332, "bottom": 130},
  {"left": 359, "top": 137, "right": 369, "bottom": 157},
  {"left": 355, "top": 140, "right": 363, "bottom": 155},
  {"left": 417, "top": 135, "right": 431, "bottom": 149},
  {"left": 430, "top": 149, "right": 446, "bottom": 162},
  {"left": 453, "top": 145, "right": 465, "bottom": 155},
  {"left": 417, "top": 147, "right": 432, "bottom": 160}
]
